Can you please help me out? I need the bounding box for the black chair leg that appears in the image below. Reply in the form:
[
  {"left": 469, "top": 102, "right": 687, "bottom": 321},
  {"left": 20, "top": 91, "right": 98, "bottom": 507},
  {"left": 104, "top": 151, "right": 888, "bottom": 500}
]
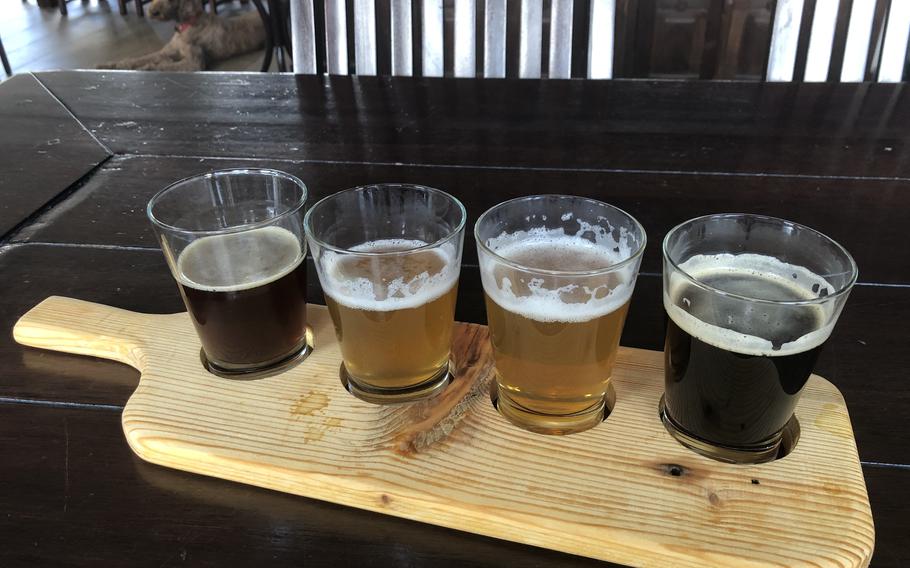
[
  {"left": 0, "top": 36, "right": 12, "bottom": 77},
  {"left": 59, "top": 0, "right": 68, "bottom": 15},
  {"left": 251, "top": 0, "right": 273, "bottom": 72},
  {"left": 118, "top": 0, "right": 127, "bottom": 15}
]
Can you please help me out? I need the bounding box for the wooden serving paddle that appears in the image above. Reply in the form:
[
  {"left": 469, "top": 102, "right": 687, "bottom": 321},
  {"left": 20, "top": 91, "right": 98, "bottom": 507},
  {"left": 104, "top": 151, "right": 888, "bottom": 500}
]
[{"left": 14, "top": 296, "right": 874, "bottom": 567}]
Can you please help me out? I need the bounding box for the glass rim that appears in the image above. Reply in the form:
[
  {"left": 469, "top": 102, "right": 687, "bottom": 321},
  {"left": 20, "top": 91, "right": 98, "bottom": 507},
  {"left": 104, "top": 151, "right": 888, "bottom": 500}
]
[
  {"left": 662, "top": 213, "right": 859, "bottom": 306},
  {"left": 147, "top": 168, "right": 308, "bottom": 236},
  {"left": 474, "top": 194, "right": 648, "bottom": 276},
  {"left": 303, "top": 183, "right": 467, "bottom": 256}
]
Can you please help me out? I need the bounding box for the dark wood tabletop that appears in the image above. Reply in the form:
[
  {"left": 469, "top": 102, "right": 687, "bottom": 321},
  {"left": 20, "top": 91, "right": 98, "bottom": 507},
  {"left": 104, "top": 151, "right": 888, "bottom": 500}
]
[{"left": 0, "top": 70, "right": 908, "bottom": 567}]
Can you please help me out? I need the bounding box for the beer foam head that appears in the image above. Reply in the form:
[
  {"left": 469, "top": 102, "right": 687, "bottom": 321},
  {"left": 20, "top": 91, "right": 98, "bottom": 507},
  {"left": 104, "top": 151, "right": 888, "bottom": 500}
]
[
  {"left": 480, "top": 224, "right": 639, "bottom": 323},
  {"left": 177, "top": 226, "right": 304, "bottom": 292},
  {"left": 665, "top": 253, "right": 837, "bottom": 357},
  {"left": 320, "top": 239, "right": 459, "bottom": 312}
]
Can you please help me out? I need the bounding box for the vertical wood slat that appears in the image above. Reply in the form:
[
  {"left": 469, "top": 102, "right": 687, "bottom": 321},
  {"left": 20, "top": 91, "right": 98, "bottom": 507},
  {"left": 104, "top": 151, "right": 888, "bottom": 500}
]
[
  {"left": 290, "top": 0, "right": 317, "bottom": 74},
  {"left": 878, "top": 1, "right": 910, "bottom": 82},
  {"left": 390, "top": 0, "right": 413, "bottom": 76},
  {"left": 325, "top": 0, "right": 348, "bottom": 74},
  {"left": 803, "top": 0, "right": 839, "bottom": 81},
  {"left": 548, "top": 0, "right": 574, "bottom": 79},
  {"left": 767, "top": 0, "right": 804, "bottom": 81},
  {"left": 422, "top": 0, "right": 445, "bottom": 77},
  {"left": 484, "top": 0, "right": 507, "bottom": 78},
  {"left": 587, "top": 0, "right": 615, "bottom": 79},
  {"left": 840, "top": 0, "right": 877, "bottom": 81},
  {"left": 519, "top": 0, "right": 543, "bottom": 78},
  {"left": 353, "top": 0, "right": 377, "bottom": 75},
  {"left": 867, "top": 1, "right": 889, "bottom": 77},
  {"left": 454, "top": 0, "right": 477, "bottom": 77}
]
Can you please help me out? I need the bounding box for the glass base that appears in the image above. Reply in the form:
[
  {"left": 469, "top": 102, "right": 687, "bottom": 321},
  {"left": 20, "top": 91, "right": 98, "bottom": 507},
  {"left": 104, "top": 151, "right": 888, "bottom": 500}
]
[
  {"left": 658, "top": 396, "right": 783, "bottom": 464},
  {"left": 201, "top": 326, "right": 314, "bottom": 380},
  {"left": 493, "top": 385, "right": 607, "bottom": 435},
  {"left": 340, "top": 360, "right": 453, "bottom": 405}
]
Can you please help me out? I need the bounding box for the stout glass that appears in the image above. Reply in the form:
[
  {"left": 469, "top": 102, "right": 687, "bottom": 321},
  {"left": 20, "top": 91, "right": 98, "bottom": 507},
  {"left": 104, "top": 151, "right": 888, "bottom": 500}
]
[
  {"left": 148, "top": 169, "right": 310, "bottom": 377},
  {"left": 661, "top": 214, "right": 857, "bottom": 463},
  {"left": 305, "top": 184, "right": 466, "bottom": 404},
  {"left": 476, "top": 195, "right": 646, "bottom": 434}
]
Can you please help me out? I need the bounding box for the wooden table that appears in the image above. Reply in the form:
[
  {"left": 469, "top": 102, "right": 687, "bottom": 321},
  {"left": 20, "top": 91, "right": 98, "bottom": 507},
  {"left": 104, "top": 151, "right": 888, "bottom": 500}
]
[{"left": 0, "top": 71, "right": 907, "bottom": 567}]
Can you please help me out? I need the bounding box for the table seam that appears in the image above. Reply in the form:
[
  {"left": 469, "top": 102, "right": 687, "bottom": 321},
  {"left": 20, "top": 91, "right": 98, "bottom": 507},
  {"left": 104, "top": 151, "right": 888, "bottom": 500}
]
[
  {"left": 98, "top": 152, "right": 910, "bottom": 183},
  {"left": 30, "top": 72, "right": 115, "bottom": 156}
]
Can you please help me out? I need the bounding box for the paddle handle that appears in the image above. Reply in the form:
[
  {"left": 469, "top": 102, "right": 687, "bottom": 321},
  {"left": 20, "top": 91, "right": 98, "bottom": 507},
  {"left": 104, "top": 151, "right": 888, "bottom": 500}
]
[{"left": 13, "top": 296, "right": 170, "bottom": 371}]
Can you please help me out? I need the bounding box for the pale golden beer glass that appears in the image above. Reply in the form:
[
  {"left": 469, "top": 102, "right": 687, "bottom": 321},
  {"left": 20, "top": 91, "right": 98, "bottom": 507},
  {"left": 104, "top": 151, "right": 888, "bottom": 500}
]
[
  {"left": 476, "top": 195, "right": 646, "bottom": 434},
  {"left": 305, "top": 184, "right": 466, "bottom": 404}
]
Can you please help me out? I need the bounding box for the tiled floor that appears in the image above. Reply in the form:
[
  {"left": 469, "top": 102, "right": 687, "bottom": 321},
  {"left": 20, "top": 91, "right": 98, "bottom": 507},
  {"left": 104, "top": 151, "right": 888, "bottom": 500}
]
[{"left": 0, "top": 0, "right": 267, "bottom": 75}]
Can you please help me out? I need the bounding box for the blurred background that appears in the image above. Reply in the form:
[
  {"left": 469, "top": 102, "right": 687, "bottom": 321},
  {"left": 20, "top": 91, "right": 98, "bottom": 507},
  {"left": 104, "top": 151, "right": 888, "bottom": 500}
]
[{"left": 0, "top": 0, "right": 904, "bottom": 79}]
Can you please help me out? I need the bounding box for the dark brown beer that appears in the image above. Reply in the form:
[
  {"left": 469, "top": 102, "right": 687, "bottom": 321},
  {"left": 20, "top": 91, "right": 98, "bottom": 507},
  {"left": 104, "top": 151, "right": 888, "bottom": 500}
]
[
  {"left": 663, "top": 257, "right": 831, "bottom": 449},
  {"left": 176, "top": 226, "right": 308, "bottom": 371}
]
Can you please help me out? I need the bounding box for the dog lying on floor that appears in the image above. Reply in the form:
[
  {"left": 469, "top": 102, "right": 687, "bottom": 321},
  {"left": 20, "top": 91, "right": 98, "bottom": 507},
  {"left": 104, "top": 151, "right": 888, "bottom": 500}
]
[{"left": 99, "top": 0, "right": 265, "bottom": 71}]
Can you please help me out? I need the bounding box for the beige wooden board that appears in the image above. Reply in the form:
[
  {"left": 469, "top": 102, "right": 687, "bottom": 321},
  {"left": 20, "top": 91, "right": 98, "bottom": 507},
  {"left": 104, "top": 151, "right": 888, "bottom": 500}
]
[{"left": 14, "top": 296, "right": 874, "bottom": 567}]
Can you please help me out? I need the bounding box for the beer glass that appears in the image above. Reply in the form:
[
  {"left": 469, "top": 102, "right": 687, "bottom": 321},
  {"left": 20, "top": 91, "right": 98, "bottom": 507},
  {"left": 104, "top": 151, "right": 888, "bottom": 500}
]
[
  {"left": 476, "top": 195, "right": 646, "bottom": 434},
  {"left": 148, "top": 169, "right": 310, "bottom": 377},
  {"left": 661, "top": 214, "right": 857, "bottom": 463},
  {"left": 305, "top": 184, "right": 466, "bottom": 404}
]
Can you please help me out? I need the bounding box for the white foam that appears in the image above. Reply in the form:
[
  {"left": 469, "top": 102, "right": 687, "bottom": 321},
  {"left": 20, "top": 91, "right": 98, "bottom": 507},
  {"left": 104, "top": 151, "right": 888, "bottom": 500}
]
[
  {"left": 674, "top": 253, "right": 833, "bottom": 300},
  {"left": 480, "top": 225, "right": 639, "bottom": 324},
  {"left": 176, "top": 226, "right": 305, "bottom": 293},
  {"left": 665, "top": 253, "right": 836, "bottom": 357},
  {"left": 320, "top": 238, "right": 459, "bottom": 312}
]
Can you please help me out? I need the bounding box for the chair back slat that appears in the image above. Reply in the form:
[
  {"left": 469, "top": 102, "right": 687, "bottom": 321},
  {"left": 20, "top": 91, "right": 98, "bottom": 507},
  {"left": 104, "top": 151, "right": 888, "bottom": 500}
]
[
  {"left": 454, "top": 0, "right": 477, "bottom": 77},
  {"left": 587, "top": 0, "right": 615, "bottom": 79},
  {"left": 354, "top": 0, "right": 377, "bottom": 75},
  {"left": 519, "top": 0, "right": 543, "bottom": 78},
  {"left": 484, "top": 0, "right": 508, "bottom": 78},
  {"left": 325, "top": 0, "right": 348, "bottom": 74},
  {"left": 290, "top": 0, "right": 317, "bottom": 74},
  {"left": 422, "top": 0, "right": 445, "bottom": 77},
  {"left": 803, "top": 0, "right": 838, "bottom": 82},
  {"left": 840, "top": 0, "right": 877, "bottom": 82},
  {"left": 767, "top": 0, "right": 803, "bottom": 82},
  {"left": 390, "top": 0, "right": 413, "bottom": 76},
  {"left": 548, "top": 0, "right": 574, "bottom": 79},
  {"left": 879, "top": 1, "right": 910, "bottom": 82}
]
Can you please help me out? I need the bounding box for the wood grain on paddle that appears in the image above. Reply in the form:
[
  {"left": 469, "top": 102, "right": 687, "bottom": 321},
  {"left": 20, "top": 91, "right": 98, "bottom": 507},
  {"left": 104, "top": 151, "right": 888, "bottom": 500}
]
[{"left": 14, "top": 296, "right": 874, "bottom": 567}]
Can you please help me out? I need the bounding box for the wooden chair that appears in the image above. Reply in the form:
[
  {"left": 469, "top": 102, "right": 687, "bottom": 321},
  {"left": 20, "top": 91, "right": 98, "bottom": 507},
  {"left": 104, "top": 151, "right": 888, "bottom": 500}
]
[
  {"left": 289, "top": 0, "right": 617, "bottom": 78},
  {"left": 768, "top": 0, "right": 910, "bottom": 82},
  {"left": 288, "top": 0, "right": 908, "bottom": 82}
]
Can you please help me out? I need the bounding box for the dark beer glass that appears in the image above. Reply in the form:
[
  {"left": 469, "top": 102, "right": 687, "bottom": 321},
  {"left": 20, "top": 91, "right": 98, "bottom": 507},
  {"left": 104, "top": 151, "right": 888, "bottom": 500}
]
[
  {"left": 661, "top": 214, "right": 857, "bottom": 463},
  {"left": 148, "top": 169, "right": 310, "bottom": 377}
]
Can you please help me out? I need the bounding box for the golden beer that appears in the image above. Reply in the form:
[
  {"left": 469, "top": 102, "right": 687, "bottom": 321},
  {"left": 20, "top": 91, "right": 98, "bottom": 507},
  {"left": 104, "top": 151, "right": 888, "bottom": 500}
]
[
  {"left": 475, "top": 194, "right": 645, "bottom": 434},
  {"left": 486, "top": 295, "right": 630, "bottom": 416},
  {"left": 482, "top": 237, "right": 634, "bottom": 426},
  {"left": 322, "top": 240, "right": 459, "bottom": 393}
]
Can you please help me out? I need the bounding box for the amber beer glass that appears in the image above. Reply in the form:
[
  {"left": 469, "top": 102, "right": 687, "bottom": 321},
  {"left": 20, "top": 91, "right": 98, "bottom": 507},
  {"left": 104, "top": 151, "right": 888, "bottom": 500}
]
[
  {"left": 147, "top": 169, "right": 310, "bottom": 377},
  {"left": 305, "top": 184, "right": 466, "bottom": 404},
  {"left": 661, "top": 214, "right": 857, "bottom": 463},
  {"left": 476, "top": 195, "right": 646, "bottom": 434}
]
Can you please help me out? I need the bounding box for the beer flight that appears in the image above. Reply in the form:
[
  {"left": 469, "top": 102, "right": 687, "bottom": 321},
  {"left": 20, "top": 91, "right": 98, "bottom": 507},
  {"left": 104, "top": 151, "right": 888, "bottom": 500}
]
[{"left": 147, "top": 169, "right": 857, "bottom": 465}]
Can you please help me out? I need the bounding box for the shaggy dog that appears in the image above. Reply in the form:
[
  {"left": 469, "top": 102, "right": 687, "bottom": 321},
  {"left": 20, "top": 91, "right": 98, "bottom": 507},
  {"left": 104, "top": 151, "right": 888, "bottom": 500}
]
[{"left": 99, "top": 0, "right": 265, "bottom": 71}]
